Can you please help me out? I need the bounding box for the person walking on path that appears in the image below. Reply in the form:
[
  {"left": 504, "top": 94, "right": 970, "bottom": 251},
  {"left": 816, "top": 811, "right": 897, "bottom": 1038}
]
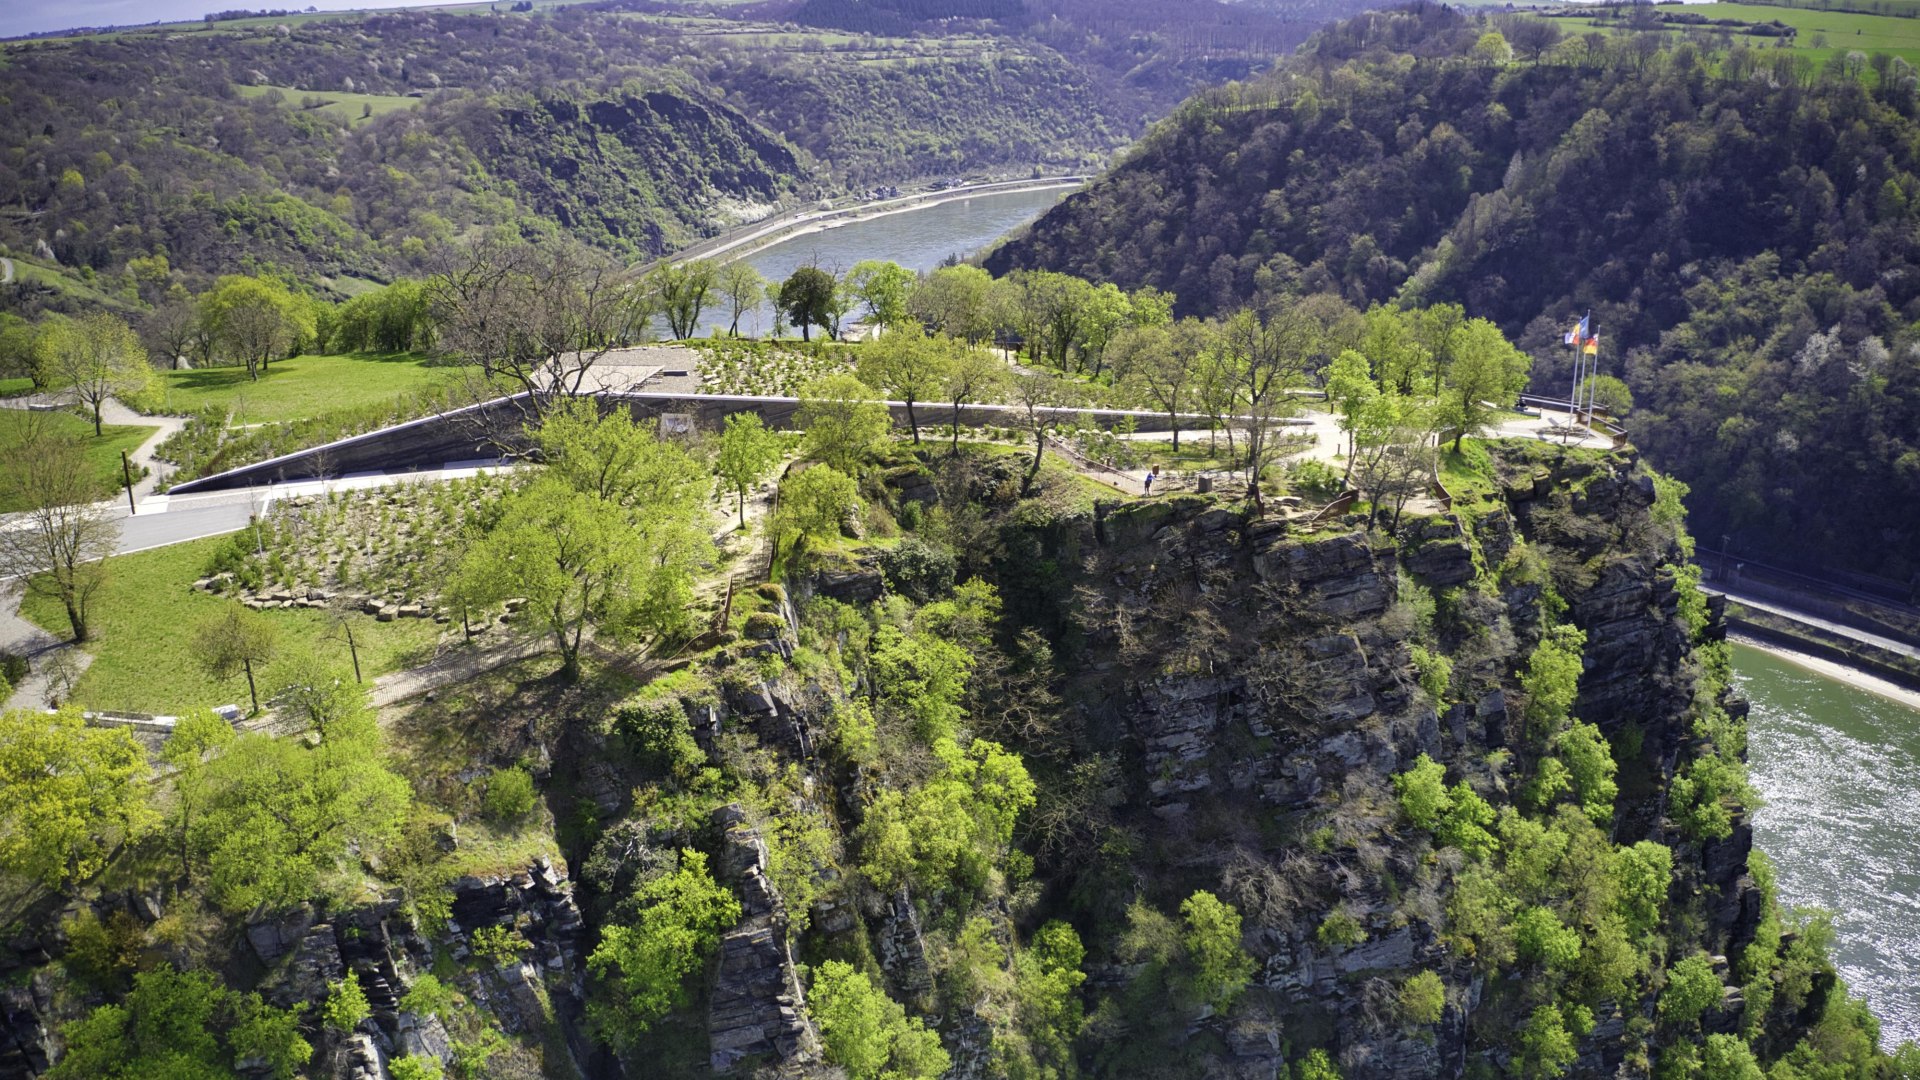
[{"left": 1142, "top": 466, "right": 1158, "bottom": 496}]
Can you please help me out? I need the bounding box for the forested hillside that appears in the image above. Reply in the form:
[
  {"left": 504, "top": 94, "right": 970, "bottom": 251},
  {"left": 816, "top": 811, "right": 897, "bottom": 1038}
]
[
  {"left": 0, "top": 0, "right": 1337, "bottom": 306},
  {"left": 986, "top": 3, "right": 1920, "bottom": 583}
]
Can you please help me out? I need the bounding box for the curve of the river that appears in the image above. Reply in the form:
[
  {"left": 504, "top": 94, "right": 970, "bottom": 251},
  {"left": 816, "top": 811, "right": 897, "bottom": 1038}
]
[
  {"left": 1737, "top": 642, "right": 1920, "bottom": 1046},
  {"left": 701, "top": 186, "right": 1067, "bottom": 337}
]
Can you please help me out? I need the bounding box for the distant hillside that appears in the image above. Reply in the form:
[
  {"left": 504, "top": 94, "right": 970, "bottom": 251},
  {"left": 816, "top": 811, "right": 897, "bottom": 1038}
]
[
  {"left": 986, "top": 4, "right": 1920, "bottom": 582},
  {"left": 0, "top": 0, "right": 1354, "bottom": 306}
]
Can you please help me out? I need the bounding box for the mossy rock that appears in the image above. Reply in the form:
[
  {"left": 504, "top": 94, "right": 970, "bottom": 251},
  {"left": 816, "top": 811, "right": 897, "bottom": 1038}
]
[{"left": 743, "top": 611, "right": 786, "bottom": 640}]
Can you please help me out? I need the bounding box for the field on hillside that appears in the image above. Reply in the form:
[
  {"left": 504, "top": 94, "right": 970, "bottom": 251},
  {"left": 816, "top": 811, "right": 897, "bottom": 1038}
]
[
  {"left": 235, "top": 83, "right": 421, "bottom": 125},
  {"left": 151, "top": 352, "right": 457, "bottom": 425},
  {"left": 1539, "top": 2, "right": 1920, "bottom": 68},
  {"left": 0, "top": 410, "right": 156, "bottom": 512}
]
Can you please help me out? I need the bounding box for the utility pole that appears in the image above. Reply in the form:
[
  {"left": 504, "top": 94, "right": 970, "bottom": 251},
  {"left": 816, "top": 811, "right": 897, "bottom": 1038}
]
[
  {"left": 121, "top": 451, "right": 136, "bottom": 515},
  {"left": 344, "top": 620, "right": 362, "bottom": 683}
]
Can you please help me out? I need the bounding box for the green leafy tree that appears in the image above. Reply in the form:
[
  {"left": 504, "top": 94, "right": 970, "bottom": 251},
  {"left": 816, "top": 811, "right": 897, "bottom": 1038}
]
[
  {"left": 1439, "top": 317, "right": 1530, "bottom": 452},
  {"left": 846, "top": 259, "right": 916, "bottom": 329},
  {"left": 191, "top": 604, "right": 279, "bottom": 714},
  {"left": 201, "top": 274, "right": 313, "bottom": 381},
  {"left": 796, "top": 373, "right": 891, "bottom": 471},
  {"left": 389, "top": 1056, "right": 446, "bottom": 1080},
  {"left": 809, "top": 960, "right": 951, "bottom": 1080},
  {"left": 1513, "top": 905, "right": 1582, "bottom": 971},
  {"left": 160, "top": 709, "right": 236, "bottom": 880},
  {"left": 714, "top": 412, "right": 784, "bottom": 526},
  {"left": 1522, "top": 623, "right": 1587, "bottom": 737},
  {"left": 1514, "top": 1004, "right": 1582, "bottom": 1079},
  {"left": 536, "top": 398, "right": 711, "bottom": 510},
  {"left": 1008, "top": 920, "right": 1087, "bottom": 1074},
  {"left": 48, "top": 968, "right": 310, "bottom": 1080},
  {"left": 1699, "top": 1034, "right": 1765, "bottom": 1080},
  {"left": 1660, "top": 952, "right": 1722, "bottom": 1027},
  {"left": 0, "top": 708, "right": 155, "bottom": 890},
  {"left": 775, "top": 464, "right": 862, "bottom": 550},
  {"left": 1556, "top": 720, "right": 1618, "bottom": 823},
  {"left": 856, "top": 322, "right": 951, "bottom": 444},
  {"left": 1295, "top": 1048, "right": 1342, "bottom": 1080},
  {"left": 858, "top": 737, "right": 1034, "bottom": 898},
  {"left": 1324, "top": 348, "right": 1380, "bottom": 483},
  {"left": 1394, "top": 753, "right": 1449, "bottom": 830},
  {"left": 652, "top": 260, "right": 718, "bottom": 340},
  {"left": 187, "top": 721, "right": 409, "bottom": 912},
  {"left": 868, "top": 625, "right": 972, "bottom": 740},
  {"left": 778, "top": 266, "right": 838, "bottom": 341},
  {"left": 37, "top": 313, "right": 154, "bottom": 435},
  {"left": 942, "top": 341, "right": 1006, "bottom": 453},
  {"left": 400, "top": 974, "right": 458, "bottom": 1020},
  {"left": 587, "top": 849, "right": 740, "bottom": 1046},
  {"left": 1180, "top": 890, "right": 1256, "bottom": 1011},
  {"left": 909, "top": 264, "right": 996, "bottom": 343}
]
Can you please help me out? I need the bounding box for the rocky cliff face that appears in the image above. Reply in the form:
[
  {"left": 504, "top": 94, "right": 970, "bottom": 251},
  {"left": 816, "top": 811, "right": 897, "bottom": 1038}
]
[{"left": 1050, "top": 442, "right": 1751, "bottom": 1077}]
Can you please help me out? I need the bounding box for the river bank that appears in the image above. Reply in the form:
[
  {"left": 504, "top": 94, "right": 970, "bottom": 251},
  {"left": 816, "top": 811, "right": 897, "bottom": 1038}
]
[
  {"left": 661, "top": 175, "right": 1085, "bottom": 270},
  {"left": 1730, "top": 631, "right": 1920, "bottom": 712}
]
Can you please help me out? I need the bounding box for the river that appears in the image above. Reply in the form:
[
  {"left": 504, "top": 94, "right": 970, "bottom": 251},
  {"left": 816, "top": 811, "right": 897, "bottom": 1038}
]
[
  {"left": 1737, "top": 642, "right": 1920, "bottom": 1046},
  {"left": 704, "top": 186, "right": 1068, "bottom": 337}
]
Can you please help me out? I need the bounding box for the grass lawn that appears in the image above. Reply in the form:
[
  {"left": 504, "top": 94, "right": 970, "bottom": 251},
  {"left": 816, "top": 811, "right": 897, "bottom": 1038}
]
[
  {"left": 0, "top": 377, "right": 34, "bottom": 398},
  {"left": 21, "top": 533, "right": 442, "bottom": 714},
  {"left": 150, "top": 351, "right": 456, "bottom": 424},
  {"left": 1535, "top": 3, "right": 1920, "bottom": 70},
  {"left": 0, "top": 409, "right": 157, "bottom": 512},
  {"left": 234, "top": 83, "right": 421, "bottom": 125}
]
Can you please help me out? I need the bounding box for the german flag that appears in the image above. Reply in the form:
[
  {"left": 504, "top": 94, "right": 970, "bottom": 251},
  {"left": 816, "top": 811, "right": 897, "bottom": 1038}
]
[{"left": 1583, "top": 333, "right": 1599, "bottom": 356}]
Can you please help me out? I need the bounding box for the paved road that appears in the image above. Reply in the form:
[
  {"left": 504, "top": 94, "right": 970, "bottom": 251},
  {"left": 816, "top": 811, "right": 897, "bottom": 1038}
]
[
  {"left": 0, "top": 257, "right": 12, "bottom": 285},
  {"left": 1718, "top": 588, "right": 1920, "bottom": 660}
]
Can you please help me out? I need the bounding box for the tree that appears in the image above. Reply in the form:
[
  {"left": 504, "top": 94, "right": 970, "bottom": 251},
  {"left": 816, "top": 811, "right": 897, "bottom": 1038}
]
[
  {"left": 451, "top": 476, "right": 643, "bottom": 682},
  {"left": 1180, "top": 891, "right": 1255, "bottom": 1011},
  {"left": 868, "top": 624, "right": 972, "bottom": 740},
  {"left": 1472, "top": 30, "right": 1512, "bottom": 65},
  {"left": 140, "top": 292, "right": 201, "bottom": 370},
  {"left": 323, "top": 975, "right": 371, "bottom": 1032},
  {"left": 775, "top": 464, "right": 861, "bottom": 549},
  {"left": 942, "top": 340, "right": 1005, "bottom": 453},
  {"left": 1660, "top": 953, "right": 1722, "bottom": 1027},
  {"left": 715, "top": 412, "right": 784, "bottom": 525},
  {"left": 201, "top": 275, "right": 311, "bottom": 381},
  {"left": 427, "top": 238, "right": 633, "bottom": 415},
  {"left": 160, "top": 709, "right": 236, "bottom": 880},
  {"left": 1075, "top": 281, "right": 1133, "bottom": 377},
  {"left": 0, "top": 315, "right": 46, "bottom": 388},
  {"left": 0, "top": 708, "right": 154, "bottom": 890},
  {"left": 1009, "top": 367, "right": 1080, "bottom": 496},
  {"left": 1579, "top": 373, "right": 1633, "bottom": 417},
  {"left": 38, "top": 313, "right": 153, "bottom": 436},
  {"left": 909, "top": 264, "right": 996, "bottom": 343},
  {"left": 1323, "top": 348, "right": 1380, "bottom": 483},
  {"left": 48, "top": 968, "right": 310, "bottom": 1080},
  {"left": 857, "top": 737, "right": 1033, "bottom": 898},
  {"left": 716, "top": 261, "right": 766, "bottom": 337},
  {"left": 535, "top": 398, "right": 709, "bottom": 510},
  {"left": 652, "top": 259, "right": 718, "bottom": 340},
  {"left": 187, "top": 721, "right": 409, "bottom": 912},
  {"left": 1217, "top": 301, "right": 1316, "bottom": 508},
  {"left": 1347, "top": 390, "right": 1435, "bottom": 531},
  {"left": 809, "top": 960, "right": 951, "bottom": 1080},
  {"left": 1115, "top": 319, "right": 1206, "bottom": 451},
  {"left": 856, "top": 323, "right": 950, "bottom": 444},
  {"left": 1441, "top": 318, "right": 1530, "bottom": 452},
  {"left": 587, "top": 849, "right": 739, "bottom": 1048},
  {"left": 778, "top": 266, "right": 838, "bottom": 341},
  {"left": 796, "top": 373, "right": 891, "bottom": 472},
  {"left": 192, "top": 604, "right": 279, "bottom": 715},
  {"left": 0, "top": 413, "right": 120, "bottom": 642},
  {"left": 846, "top": 259, "right": 915, "bottom": 330}
]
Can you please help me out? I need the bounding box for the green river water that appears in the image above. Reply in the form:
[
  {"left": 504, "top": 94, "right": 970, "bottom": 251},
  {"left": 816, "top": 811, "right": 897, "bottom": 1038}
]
[{"left": 1736, "top": 642, "right": 1920, "bottom": 1045}]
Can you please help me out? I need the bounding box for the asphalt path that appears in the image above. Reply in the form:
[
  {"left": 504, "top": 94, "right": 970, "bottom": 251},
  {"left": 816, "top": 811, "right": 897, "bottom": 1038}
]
[{"left": 1719, "top": 588, "right": 1920, "bottom": 660}]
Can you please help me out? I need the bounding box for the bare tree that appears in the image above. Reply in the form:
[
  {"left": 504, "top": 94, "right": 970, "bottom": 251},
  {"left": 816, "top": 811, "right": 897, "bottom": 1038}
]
[
  {"left": 427, "top": 238, "right": 637, "bottom": 417},
  {"left": 0, "top": 413, "right": 120, "bottom": 642},
  {"left": 1217, "top": 301, "right": 1316, "bottom": 510},
  {"left": 141, "top": 294, "right": 201, "bottom": 371},
  {"left": 1010, "top": 367, "right": 1082, "bottom": 496}
]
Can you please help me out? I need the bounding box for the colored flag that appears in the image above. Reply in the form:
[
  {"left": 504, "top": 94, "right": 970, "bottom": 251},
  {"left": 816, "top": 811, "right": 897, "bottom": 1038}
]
[
  {"left": 1583, "top": 333, "right": 1599, "bottom": 355},
  {"left": 1564, "top": 314, "right": 1589, "bottom": 346}
]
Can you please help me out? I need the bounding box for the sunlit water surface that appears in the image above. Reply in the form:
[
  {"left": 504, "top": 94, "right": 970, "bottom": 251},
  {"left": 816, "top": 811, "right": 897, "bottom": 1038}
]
[{"left": 1737, "top": 642, "right": 1920, "bottom": 1045}]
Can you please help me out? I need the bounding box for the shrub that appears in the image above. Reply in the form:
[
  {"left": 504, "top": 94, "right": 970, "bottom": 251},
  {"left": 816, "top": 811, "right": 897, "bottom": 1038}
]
[
  {"left": 469, "top": 925, "right": 523, "bottom": 968},
  {"left": 1316, "top": 910, "right": 1366, "bottom": 948},
  {"left": 1295, "top": 1048, "right": 1342, "bottom": 1079},
  {"left": 1408, "top": 644, "right": 1451, "bottom": 704},
  {"left": 389, "top": 1055, "right": 444, "bottom": 1080},
  {"left": 480, "top": 766, "right": 536, "bottom": 823},
  {"left": 1394, "top": 754, "right": 1448, "bottom": 830},
  {"left": 322, "top": 976, "right": 370, "bottom": 1032},
  {"left": 1660, "top": 953, "right": 1722, "bottom": 1027},
  {"left": 400, "top": 974, "right": 458, "bottom": 1019},
  {"left": 809, "top": 960, "right": 950, "bottom": 1080},
  {"left": 879, "top": 537, "right": 957, "bottom": 601},
  {"left": 1398, "top": 970, "right": 1446, "bottom": 1025},
  {"left": 1182, "top": 891, "right": 1256, "bottom": 1010},
  {"left": 610, "top": 695, "right": 705, "bottom": 781}
]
